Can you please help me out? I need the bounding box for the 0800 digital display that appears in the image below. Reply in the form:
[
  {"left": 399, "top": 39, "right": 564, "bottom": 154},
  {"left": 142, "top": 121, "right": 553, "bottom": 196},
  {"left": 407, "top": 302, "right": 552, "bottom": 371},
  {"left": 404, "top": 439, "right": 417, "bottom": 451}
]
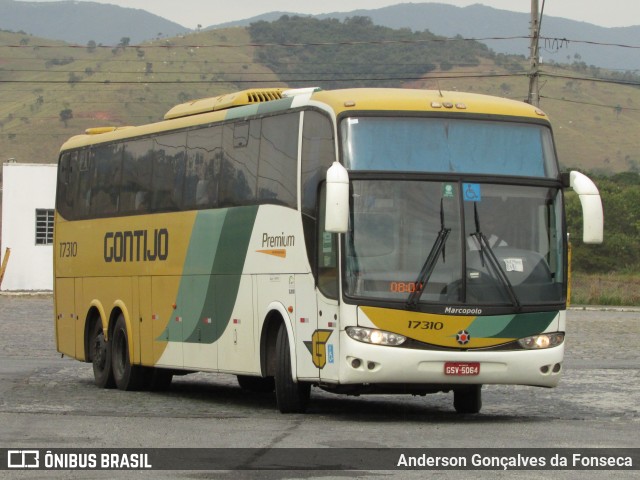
[{"left": 389, "top": 281, "right": 423, "bottom": 293}]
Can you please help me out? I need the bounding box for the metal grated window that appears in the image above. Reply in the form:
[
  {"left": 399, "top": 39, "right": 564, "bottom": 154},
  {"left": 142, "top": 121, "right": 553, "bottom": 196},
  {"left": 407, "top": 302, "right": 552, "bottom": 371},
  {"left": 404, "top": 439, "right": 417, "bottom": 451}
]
[{"left": 35, "top": 209, "right": 54, "bottom": 245}]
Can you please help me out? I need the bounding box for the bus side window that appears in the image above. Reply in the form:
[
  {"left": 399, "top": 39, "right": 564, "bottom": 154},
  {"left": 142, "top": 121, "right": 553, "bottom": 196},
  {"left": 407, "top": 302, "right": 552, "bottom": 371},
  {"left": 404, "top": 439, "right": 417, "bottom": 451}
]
[
  {"left": 74, "top": 150, "right": 92, "bottom": 219},
  {"left": 184, "top": 126, "right": 222, "bottom": 209},
  {"left": 220, "top": 120, "right": 259, "bottom": 206},
  {"left": 301, "top": 110, "right": 336, "bottom": 278},
  {"left": 121, "top": 139, "right": 153, "bottom": 214},
  {"left": 56, "top": 152, "right": 72, "bottom": 219},
  {"left": 151, "top": 133, "right": 186, "bottom": 212},
  {"left": 257, "top": 113, "right": 298, "bottom": 208},
  {"left": 90, "top": 143, "right": 123, "bottom": 217}
]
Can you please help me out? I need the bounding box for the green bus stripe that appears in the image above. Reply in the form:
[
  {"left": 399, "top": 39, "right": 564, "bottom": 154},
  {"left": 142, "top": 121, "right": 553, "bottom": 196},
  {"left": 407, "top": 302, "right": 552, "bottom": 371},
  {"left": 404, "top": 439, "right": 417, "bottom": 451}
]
[
  {"left": 187, "top": 205, "right": 258, "bottom": 343},
  {"left": 466, "top": 315, "right": 514, "bottom": 338},
  {"left": 469, "top": 311, "right": 558, "bottom": 339},
  {"left": 159, "top": 206, "right": 259, "bottom": 344}
]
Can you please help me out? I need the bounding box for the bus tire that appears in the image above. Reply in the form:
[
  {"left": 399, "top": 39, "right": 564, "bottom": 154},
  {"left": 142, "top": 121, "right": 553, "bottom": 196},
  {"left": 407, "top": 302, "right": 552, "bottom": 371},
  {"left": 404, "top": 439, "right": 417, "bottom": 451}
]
[
  {"left": 453, "top": 385, "right": 482, "bottom": 414},
  {"left": 90, "top": 320, "right": 115, "bottom": 389},
  {"left": 275, "top": 323, "right": 310, "bottom": 413},
  {"left": 237, "top": 375, "right": 275, "bottom": 393},
  {"left": 111, "top": 314, "right": 146, "bottom": 391}
]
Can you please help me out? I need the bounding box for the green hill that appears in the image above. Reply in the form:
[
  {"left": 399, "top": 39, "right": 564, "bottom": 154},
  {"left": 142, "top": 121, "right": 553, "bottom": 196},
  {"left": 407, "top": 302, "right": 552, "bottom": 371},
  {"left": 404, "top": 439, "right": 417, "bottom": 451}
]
[{"left": 0, "top": 27, "right": 281, "bottom": 165}]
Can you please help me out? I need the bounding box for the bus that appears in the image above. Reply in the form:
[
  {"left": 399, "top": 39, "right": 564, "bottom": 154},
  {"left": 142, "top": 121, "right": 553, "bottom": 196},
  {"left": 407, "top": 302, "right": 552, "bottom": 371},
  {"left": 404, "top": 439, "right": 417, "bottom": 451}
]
[{"left": 54, "top": 87, "right": 603, "bottom": 414}]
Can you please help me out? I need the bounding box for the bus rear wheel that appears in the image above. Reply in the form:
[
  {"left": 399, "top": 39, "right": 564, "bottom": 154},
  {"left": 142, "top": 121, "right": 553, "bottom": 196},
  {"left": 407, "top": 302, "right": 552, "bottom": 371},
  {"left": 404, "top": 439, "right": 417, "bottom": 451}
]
[
  {"left": 453, "top": 385, "right": 482, "bottom": 414},
  {"left": 111, "top": 314, "right": 147, "bottom": 391},
  {"left": 274, "top": 323, "right": 310, "bottom": 413},
  {"left": 90, "top": 320, "right": 115, "bottom": 388}
]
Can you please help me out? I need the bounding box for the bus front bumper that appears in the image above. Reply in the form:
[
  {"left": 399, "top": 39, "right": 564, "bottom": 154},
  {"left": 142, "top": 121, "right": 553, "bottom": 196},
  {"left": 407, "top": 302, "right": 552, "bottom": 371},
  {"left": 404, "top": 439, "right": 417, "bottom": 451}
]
[{"left": 336, "top": 331, "right": 564, "bottom": 388}]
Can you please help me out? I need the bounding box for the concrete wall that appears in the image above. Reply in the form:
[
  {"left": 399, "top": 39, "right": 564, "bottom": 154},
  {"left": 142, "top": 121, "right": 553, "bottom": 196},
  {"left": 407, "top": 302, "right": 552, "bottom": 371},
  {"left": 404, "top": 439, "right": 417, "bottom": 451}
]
[{"left": 1, "top": 163, "right": 57, "bottom": 291}]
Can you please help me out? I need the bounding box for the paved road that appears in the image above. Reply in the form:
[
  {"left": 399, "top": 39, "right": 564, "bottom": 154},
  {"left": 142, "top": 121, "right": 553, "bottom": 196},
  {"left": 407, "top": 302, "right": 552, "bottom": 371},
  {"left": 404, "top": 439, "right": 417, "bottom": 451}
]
[{"left": 0, "top": 295, "right": 638, "bottom": 479}]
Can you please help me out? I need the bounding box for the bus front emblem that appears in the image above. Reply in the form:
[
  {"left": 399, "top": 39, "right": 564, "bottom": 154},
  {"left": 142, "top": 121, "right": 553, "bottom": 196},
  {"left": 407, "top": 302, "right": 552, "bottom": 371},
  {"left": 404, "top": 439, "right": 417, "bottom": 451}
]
[{"left": 456, "top": 330, "right": 471, "bottom": 345}]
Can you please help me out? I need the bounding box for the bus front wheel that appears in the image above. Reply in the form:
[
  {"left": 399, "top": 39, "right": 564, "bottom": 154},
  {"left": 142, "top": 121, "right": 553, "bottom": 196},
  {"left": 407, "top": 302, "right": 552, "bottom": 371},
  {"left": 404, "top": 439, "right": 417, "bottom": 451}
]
[
  {"left": 453, "top": 385, "right": 482, "bottom": 414},
  {"left": 90, "top": 320, "right": 115, "bottom": 389},
  {"left": 274, "top": 323, "right": 310, "bottom": 413},
  {"left": 111, "top": 314, "right": 147, "bottom": 391}
]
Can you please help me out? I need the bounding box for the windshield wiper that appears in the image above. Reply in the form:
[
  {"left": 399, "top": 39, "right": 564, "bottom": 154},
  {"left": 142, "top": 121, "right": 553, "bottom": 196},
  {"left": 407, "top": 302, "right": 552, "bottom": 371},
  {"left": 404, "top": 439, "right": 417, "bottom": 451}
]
[
  {"left": 407, "top": 199, "right": 450, "bottom": 309},
  {"left": 470, "top": 203, "right": 522, "bottom": 311}
]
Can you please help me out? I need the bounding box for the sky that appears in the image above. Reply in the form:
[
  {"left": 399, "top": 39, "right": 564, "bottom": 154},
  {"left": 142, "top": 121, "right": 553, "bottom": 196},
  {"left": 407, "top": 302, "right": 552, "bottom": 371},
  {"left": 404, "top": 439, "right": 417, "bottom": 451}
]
[{"left": 21, "top": 0, "right": 640, "bottom": 30}]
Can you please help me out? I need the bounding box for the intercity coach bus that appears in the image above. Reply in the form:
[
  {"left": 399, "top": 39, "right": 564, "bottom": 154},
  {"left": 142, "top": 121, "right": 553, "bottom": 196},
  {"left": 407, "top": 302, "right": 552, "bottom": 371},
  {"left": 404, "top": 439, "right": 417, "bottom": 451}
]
[{"left": 54, "top": 87, "right": 603, "bottom": 413}]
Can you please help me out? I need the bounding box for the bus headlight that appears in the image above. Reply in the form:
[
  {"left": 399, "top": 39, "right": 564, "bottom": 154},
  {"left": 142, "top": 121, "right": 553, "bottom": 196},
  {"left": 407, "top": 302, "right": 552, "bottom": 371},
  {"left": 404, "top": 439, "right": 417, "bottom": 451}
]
[
  {"left": 518, "top": 333, "right": 564, "bottom": 349},
  {"left": 346, "top": 327, "right": 406, "bottom": 346}
]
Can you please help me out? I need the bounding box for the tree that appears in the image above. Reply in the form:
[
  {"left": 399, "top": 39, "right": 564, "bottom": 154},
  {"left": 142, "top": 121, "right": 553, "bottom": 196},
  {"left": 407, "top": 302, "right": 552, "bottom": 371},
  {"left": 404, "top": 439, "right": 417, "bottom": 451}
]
[
  {"left": 87, "top": 40, "right": 97, "bottom": 53},
  {"left": 614, "top": 105, "right": 622, "bottom": 119},
  {"left": 566, "top": 172, "right": 640, "bottom": 273},
  {"left": 59, "top": 109, "right": 73, "bottom": 127}
]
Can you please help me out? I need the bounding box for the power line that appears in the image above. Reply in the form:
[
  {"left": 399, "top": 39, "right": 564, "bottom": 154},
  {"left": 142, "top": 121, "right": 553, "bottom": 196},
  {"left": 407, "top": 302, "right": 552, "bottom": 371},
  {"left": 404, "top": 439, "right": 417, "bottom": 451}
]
[
  {"left": 539, "top": 71, "right": 640, "bottom": 87},
  {"left": 0, "top": 36, "right": 528, "bottom": 49},
  {"left": 0, "top": 72, "right": 528, "bottom": 85},
  {"left": 540, "top": 95, "right": 640, "bottom": 111},
  {"left": 4, "top": 35, "right": 640, "bottom": 50}
]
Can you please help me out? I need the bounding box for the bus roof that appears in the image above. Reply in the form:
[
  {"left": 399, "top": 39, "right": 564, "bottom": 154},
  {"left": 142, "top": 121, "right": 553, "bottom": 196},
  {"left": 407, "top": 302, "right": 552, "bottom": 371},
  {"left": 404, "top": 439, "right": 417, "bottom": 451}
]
[
  {"left": 312, "top": 88, "right": 547, "bottom": 119},
  {"left": 59, "top": 87, "right": 549, "bottom": 152}
]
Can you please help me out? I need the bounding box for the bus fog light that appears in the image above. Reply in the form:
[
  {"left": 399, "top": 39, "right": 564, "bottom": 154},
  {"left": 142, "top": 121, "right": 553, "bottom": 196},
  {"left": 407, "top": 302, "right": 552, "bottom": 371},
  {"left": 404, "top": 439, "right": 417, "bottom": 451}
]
[
  {"left": 346, "top": 327, "right": 406, "bottom": 346},
  {"left": 518, "top": 333, "right": 564, "bottom": 350}
]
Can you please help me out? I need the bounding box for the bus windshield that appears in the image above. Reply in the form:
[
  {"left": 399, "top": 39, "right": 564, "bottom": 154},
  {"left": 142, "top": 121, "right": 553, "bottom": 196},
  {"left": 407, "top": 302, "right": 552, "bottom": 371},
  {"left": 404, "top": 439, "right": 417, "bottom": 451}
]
[
  {"left": 344, "top": 180, "right": 564, "bottom": 308},
  {"left": 341, "top": 117, "right": 558, "bottom": 178}
]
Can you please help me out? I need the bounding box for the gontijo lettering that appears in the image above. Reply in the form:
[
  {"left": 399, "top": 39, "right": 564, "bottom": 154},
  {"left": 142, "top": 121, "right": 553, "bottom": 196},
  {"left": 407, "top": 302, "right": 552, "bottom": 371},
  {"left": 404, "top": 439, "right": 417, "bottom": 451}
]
[{"left": 104, "top": 228, "right": 168, "bottom": 262}]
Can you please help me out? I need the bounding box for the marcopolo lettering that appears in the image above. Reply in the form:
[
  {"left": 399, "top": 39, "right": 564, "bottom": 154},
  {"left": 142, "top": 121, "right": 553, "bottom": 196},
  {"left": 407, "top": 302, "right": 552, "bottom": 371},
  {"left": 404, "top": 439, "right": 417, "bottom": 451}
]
[
  {"left": 262, "top": 232, "right": 295, "bottom": 248},
  {"left": 444, "top": 306, "right": 483, "bottom": 315},
  {"left": 104, "top": 228, "right": 169, "bottom": 263}
]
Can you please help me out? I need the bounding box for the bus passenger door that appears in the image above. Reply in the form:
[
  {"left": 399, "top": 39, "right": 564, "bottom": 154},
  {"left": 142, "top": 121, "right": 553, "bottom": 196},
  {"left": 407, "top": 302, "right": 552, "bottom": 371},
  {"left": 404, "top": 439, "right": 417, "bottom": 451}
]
[
  {"left": 294, "top": 274, "right": 320, "bottom": 380},
  {"left": 316, "top": 293, "right": 339, "bottom": 383},
  {"left": 315, "top": 228, "right": 340, "bottom": 383},
  {"left": 296, "top": 228, "right": 340, "bottom": 383}
]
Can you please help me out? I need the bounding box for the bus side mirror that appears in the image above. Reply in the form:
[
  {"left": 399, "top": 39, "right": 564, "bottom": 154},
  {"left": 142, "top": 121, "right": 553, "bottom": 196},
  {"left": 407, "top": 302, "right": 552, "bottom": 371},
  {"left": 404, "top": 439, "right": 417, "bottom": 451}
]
[
  {"left": 569, "top": 171, "right": 604, "bottom": 244},
  {"left": 325, "top": 162, "right": 350, "bottom": 233}
]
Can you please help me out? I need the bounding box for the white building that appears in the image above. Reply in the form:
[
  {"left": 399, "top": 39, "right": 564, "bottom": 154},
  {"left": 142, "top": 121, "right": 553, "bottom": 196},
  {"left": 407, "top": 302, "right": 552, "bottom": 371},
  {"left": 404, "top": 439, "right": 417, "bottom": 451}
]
[{"left": 1, "top": 163, "right": 57, "bottom": 291}]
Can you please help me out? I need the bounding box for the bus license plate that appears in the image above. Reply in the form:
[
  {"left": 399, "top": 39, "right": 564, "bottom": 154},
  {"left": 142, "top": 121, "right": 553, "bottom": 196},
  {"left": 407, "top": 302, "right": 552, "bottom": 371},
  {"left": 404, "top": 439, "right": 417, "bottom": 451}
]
[{"left": 444, "top": 362, "right": 480, "bottom": 376}]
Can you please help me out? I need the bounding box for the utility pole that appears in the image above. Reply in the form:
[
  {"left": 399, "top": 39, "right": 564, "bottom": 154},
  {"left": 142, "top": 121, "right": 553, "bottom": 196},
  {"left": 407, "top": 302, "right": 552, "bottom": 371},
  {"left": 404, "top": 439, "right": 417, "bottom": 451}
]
[{"left": 527, "top": 0, "right": 540, "bottom": 106}]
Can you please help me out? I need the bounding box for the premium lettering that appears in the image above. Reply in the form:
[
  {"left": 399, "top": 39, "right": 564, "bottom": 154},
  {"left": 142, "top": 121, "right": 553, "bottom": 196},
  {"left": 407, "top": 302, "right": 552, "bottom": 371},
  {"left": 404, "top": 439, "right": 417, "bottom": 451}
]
[
  {"left": 104, "top": 228, "right": 168, "bottom": 262},
  {"left": 262, "top": 232, "right": 295, "bottom": 248}
]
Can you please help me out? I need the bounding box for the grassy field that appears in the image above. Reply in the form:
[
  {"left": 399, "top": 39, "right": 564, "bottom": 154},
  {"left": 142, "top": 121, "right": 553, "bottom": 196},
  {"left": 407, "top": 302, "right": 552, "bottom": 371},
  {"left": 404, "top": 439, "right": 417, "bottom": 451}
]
[{"left": 570, "top": 272, "right": 640, "bottom": 306}]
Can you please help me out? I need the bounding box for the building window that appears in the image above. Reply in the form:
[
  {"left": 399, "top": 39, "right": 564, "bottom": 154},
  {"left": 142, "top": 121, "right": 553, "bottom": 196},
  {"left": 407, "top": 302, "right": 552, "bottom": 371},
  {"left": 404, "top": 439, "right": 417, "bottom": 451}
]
[{"left": 35, "top": 209, "right": 54, "bottom": 245}]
